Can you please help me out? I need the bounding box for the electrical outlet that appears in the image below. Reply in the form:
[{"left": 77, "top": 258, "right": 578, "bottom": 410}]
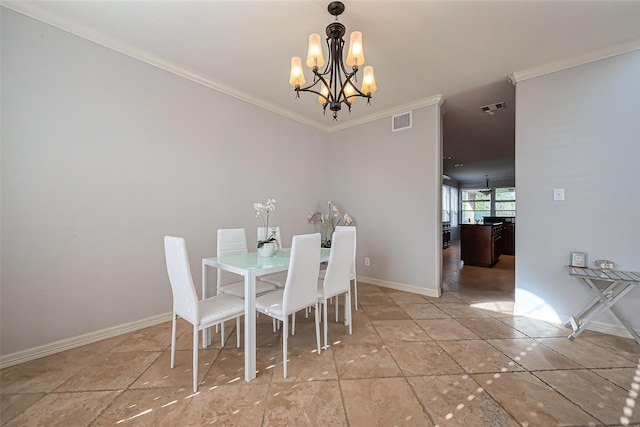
[{"left": 364, "top": 257, "right": 370, "bottom": 266}]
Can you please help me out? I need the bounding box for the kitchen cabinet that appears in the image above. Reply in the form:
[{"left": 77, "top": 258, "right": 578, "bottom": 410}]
[
  {"left": 442, "top": 222, "right": 451, "bottom": 248},
  {"left": 484, "top": 217, "right": 515, "bottom": 256},
  {"left": 460, "top": 223, "right": 502, "bottom": 267},
  {"left": 500, "top": 223, "right": 515, "bottom": 255}
]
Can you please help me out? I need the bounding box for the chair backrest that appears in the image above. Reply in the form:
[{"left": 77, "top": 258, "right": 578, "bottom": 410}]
[
  {"left": 217, "top": 228, "right": 248, "bottom": 288},
  {"left": 335, "top": 225, "right": 356, "bottom": 275},
  {"left": 257, "top": 226, "right": 282, "bottom": 247},
  {"left": 322, "top": 227, "right": 356, "bottom": 297},
  {"left": 282, "top": 233, "right": 321, "bottom": 314},
  {"left": 164, "top": 236, "right": 199, "bottom": 325}
]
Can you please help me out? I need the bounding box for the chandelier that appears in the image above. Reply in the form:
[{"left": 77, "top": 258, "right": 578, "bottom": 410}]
[
  {"left": 288, "top": 1, "right": 377, "bottom": 120},
  {"left": 479, "top": 175, "right": 493, "bottom": 196}
]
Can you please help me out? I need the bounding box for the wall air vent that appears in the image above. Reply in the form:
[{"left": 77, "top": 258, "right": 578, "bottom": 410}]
[
  {"left": 480, "top": 102, "right": 507, "bottom": 115},
  {"left": 392, "top": 111, "right": 412, "bottom": 132}
]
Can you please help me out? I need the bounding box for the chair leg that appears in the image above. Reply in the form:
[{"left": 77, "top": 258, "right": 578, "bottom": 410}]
[
  {"left": 347, "top": 291, "right": 353, "bottom": 335},
  {"left": 336, "top": 295, "right": 339, "bottom": 322},
  {"left": 221, "top": 321, "right": 225, "bottom": 347},
  {"left": 282, "top": 317, "right": 288, "bottom": 378},
  {"left": 354, "top": 277, "right": 358, "bottom": 311},
  {"left": 236, "top": 316, "right": 241, "bottom": 348},
  {"left": 193, "top": 326, "right": 199, "bottom": 393},
  {"left": 171, "top": 314, "right": 177, "bottom": 369},
  {"left": 292, "top": 312, "right": 296, "bottom": 335},
  {"left": 323, "top": 300, "right": 329, "bottom": 351},
  {"left": 344, "top": 292, "right": 348, "bottom": 325},
  {"left": 315, "top": 303, "right": 321, "bottom": 355}
]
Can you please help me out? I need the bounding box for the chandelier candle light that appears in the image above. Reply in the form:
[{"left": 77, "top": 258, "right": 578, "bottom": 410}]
[{"left": 289, "top": 1, "right": 377, "bottom": 120}]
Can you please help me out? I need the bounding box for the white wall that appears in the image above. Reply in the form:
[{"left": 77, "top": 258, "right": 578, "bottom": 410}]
[
  {"left": 327, "top": 106, "right": 443, "bottom": 294},
  {"left": 514, "top": 49, "right": 640, "bottom": 335},
  {"left": 1, "top": 9, "right": 442, "bottom": 359},
  {"left": 1, "top": 9, "right": 327, "bottom": 356}
]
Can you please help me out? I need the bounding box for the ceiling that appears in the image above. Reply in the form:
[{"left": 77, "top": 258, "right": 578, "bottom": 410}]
[{"left": 4, "top": 0, "right": 640, "bottom": 184}]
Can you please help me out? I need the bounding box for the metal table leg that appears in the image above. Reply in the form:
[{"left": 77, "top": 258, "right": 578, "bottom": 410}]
[{"left": 568, "top": 278, "right": 639, "bottom": 342}]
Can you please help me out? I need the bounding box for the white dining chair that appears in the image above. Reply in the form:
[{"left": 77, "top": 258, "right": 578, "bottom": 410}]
[
  {"left": 164, "top": 236, "right": 245, "bottom": 393},
  {"left": 254, "top": 233, "right": 322, "bottom": 378},
  {"left": 257, "top": 226, "right": 288, "bottom": 288},
  {"left": 217, "top": 228, "right": 277, "bottom": 297},
  {"left": 318, "top": 226, "right": 358, "bottom": 314},
  {"left": 317, "top": 226, "right": 355, "bottom": 350}
]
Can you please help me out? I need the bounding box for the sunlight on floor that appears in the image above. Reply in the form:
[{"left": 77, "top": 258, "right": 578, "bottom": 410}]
[
  {"left": 621, "top": 358, "right": 640, "bottom": 425},
  {"left": 470, "top": 300, "right": 514, "bottom": 314},
  {"left": 514, "top": 289, "right": 562, "bottom": 324}
]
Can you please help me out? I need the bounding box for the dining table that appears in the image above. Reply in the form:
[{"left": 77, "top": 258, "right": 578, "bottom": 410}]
[{"left": 202, "top": 247, "right": 331, "bottom": 381}]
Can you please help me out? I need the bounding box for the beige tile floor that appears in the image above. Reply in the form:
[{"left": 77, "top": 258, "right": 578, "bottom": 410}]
[{"left": 2, "top": 242, "right": 639, "bottom": 426}]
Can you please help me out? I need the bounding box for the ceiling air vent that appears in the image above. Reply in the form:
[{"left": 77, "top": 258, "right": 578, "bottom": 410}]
[
  {"left": 392, "top": 111, "right": 412, "bottom": 132},
  {"left": 480, "top": 102, "right": 507, "bottom": 115}
]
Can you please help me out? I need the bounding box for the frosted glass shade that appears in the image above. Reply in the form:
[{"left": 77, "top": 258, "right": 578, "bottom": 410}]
[
  {"left": 306, "top": 34, "right": 325, "bottom": 68},
  {"left": 361, "top": 66, "right": 377, "bottom": 94},
  {"left": 346, "top": 31, "right": 365, "bottom": 67},
  {"left": 318, "top": 82, "right": 330, "bottom": 104},
  {"left": 289, "top": 57, "right": 306, "bottom": 87},
  {"left": 343, "top": 82, "right": 357, "bottom": 103}
]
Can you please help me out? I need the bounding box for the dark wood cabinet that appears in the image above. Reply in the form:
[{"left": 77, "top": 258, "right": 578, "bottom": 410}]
[
  {"left": 500, "top": 223, "right": 515, "bottom": 255},
  {"left": 484, "top": 217, "right": 515, "bottom": 256},
  {"left": 442, "top": 222, "right": 451, "bottom": 248},
  {"left": 460, "top": 223, "right": 502, "bottom": 267}
]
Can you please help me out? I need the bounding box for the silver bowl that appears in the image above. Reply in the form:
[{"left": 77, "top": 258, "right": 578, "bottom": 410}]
[{"left": 594, "top": 259, "right": 615, "bottom": 272}]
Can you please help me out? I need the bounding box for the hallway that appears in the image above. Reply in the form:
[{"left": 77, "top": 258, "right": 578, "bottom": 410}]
[{"left": 443, "top": 239, "right": 515, "bottom": 295}]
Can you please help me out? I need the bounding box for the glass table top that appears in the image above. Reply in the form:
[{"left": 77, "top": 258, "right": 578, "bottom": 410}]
[{"left": 204, "top": 248, "right": 330, "bottom": 271}]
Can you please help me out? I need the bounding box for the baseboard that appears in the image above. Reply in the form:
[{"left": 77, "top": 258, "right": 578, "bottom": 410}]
[
  {"left": 358, "top": 276, "right": 441, "bottom": 298},
  {"left": 557, "top": 315, "right": 639, "bottom": 341},
  {"left": 0, "top": 312, "right": 173, "bottom": 369},
  {"left": 360, "top": 280, "right": 638, "bottom": 340},
  {"left": 520, "top": 312, "right": 639, "bottom": 341}
]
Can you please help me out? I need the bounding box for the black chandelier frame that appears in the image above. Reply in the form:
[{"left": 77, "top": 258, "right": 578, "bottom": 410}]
[{"left": 293, "top": 1, "right": 373, "bottom": 120}]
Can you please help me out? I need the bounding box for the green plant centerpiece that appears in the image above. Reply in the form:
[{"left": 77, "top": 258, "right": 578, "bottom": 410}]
[{"left": 307, "top": 201, "right": 354, "bottom": 248}]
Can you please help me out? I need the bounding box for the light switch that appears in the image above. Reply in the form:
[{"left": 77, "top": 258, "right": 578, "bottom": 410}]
[{"left": 554, "top": 188, "right": 565, "bottom": 201}]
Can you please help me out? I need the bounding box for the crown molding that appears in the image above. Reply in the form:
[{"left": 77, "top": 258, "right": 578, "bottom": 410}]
[
  {"left": 509, "top": 37, "right": 640, "bottom": 84},
  {"left": 3, "top": 3, "right": 445, "bottom": 134},
  {"left": 325, "top": 95, "right": 445, "bottom": 133},
  {"left": 1, "top": 2, "right": 334, "bottom": 133}
]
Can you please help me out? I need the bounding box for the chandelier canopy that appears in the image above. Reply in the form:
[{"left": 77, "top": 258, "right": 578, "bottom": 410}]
[{"left": 289, "top": 1, "right": 377, "bottom": 120}]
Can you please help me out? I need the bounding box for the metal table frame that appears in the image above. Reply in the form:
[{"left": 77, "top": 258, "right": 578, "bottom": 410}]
[{"left": 566, "top": 267, "right": 640, "bottom": 344}]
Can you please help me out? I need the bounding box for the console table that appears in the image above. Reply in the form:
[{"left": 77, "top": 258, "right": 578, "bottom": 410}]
[{"left": 566, "top": 267, "right": 640, "bottom": 344}]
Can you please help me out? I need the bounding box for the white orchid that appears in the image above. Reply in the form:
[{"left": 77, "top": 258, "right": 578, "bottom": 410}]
[
  {"left": 329, "top": 201, "right": 339, "bottom": 217},
  {"left": 254, "top": 198, "right": 277, "bottom": 248},
  {"left": 307, "top": 201, "right": 355, "bottom": 247},
  {"left": 343, "top": 213, "right": 355, "bottom": 226}
]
